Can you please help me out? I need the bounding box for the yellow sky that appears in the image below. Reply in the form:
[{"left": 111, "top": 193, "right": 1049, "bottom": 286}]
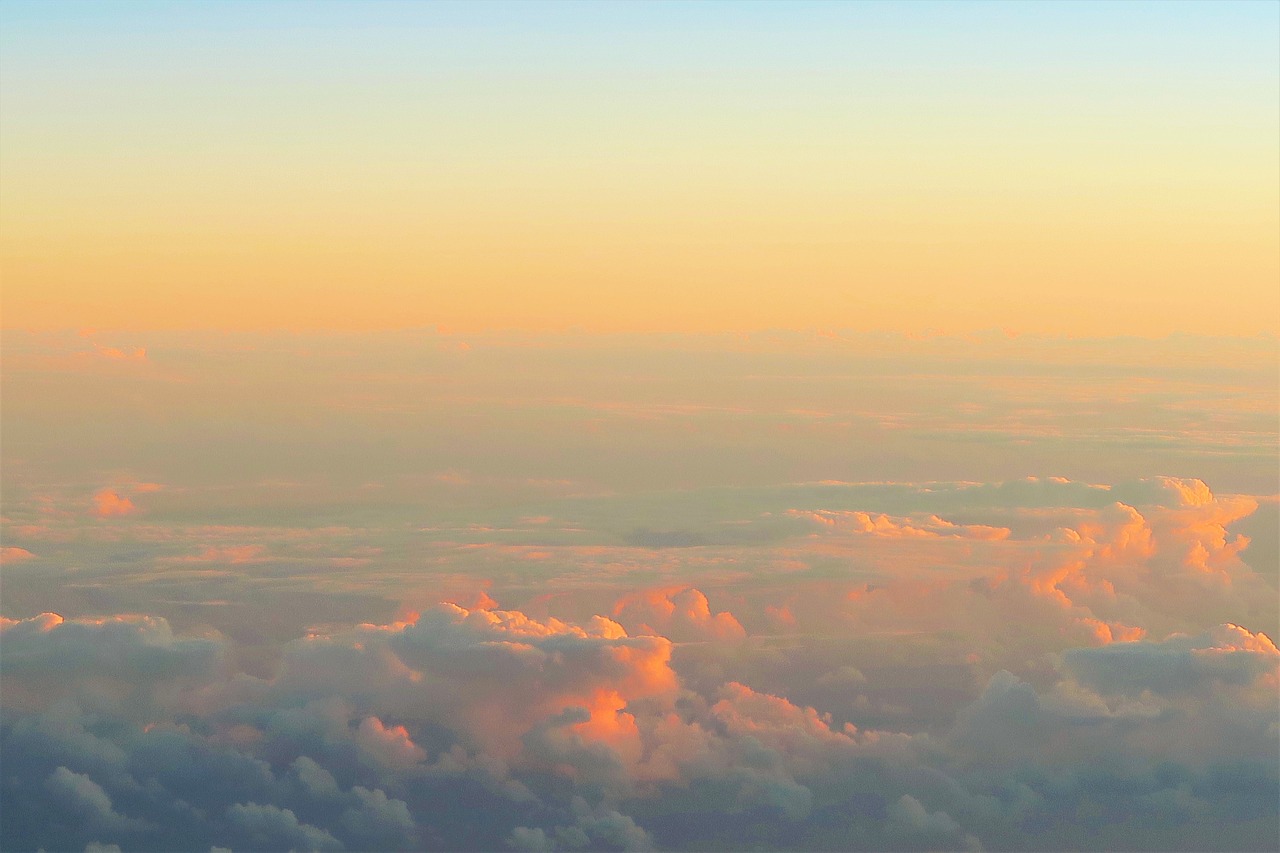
[{"left": 2, "top": 2, "right": 1277, "bottom": 335}]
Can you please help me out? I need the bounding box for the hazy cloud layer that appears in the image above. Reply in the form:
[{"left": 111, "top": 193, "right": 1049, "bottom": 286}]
[{"left": 2, "top": 332, "right": 1276, "bottom": 850}]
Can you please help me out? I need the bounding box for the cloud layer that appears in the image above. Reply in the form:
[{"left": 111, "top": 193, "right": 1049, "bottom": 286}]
[
  {"left": 2, "top": 333, "right": 1276, "bottom": 850},
  {"left": 2, "top": 603, "right": 1276, "bottom": 851}
]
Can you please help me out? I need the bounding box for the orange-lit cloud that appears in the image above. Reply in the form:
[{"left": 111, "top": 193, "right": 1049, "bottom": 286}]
[
  {"left": 91, "top": 489, "right": 136, "bottom": 518},
  {"left": 3, "top": 601, "right": 1278, "bottom": 851},
  {"left": 787, "top": 509, "right": 1011, "bottom": 540},
  {"left": 612, "top": 587, "right": 746, "bottom": 642},
  {"left": 355, "top": 716, "right": 428, "bottom": 769},
  {"left": 94, "top": 345, "right": 147, "bottom": 361},
  {"left": 167, "top": 545, "right": 266, "bottom": 564}
]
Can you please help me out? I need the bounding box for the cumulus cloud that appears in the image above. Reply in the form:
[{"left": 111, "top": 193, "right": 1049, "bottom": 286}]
[
  {"left": 612, "top": 587, "right": 746, "bottom": 642},
  {"left": 45, "top": 766, "right": 144, "bottom": 832},
  {"left": 91, "top": 489, "right": 136, "bottom": 518},
  {"left": 0, "top": 612, "right": 222, "bottom": 715},
  {"left": 2, "top": 475, "right": 1276, "bottom": 850},
  {"left": 886, "top": 794, "right": 981, "bottom": 851},
  {"left": 511, "top": 797, "right": 653, "bottom": 851},
  {"left": 225, "top": 802, "right": 343, "bottom": 851},
  {"left": 3, "top": 329, "right": 1276, "bottom": 850},
  {"left": 1, "top": 603, "right": 1276, "bottom": 851},
  {"left": 1064, "top": 623, "right": 1279, "bottom": 696},
  {"left": 787, "top": 509, "right": 1010, "bottom": 540},
  {"left": 951, "top": 626, "right": 1279, "bottom": 779},
  {"left": 353, "top": 716, "right": 427, "bottom": 770}
]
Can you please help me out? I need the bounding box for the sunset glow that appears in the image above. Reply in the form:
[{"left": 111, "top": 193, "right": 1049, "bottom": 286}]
[{"left": 2, "top": 3, "right": 1277, "bottom": 852}]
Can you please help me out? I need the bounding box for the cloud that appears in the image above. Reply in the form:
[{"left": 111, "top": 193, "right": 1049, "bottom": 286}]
[
  {"left": 511, "top": 798, "right": 653, "bottom": 851},
  {"left": 269, "top": 603, "right": 679, "bottom": 773},
  {"left": 2, "top": 326, "right": 1276, "bottom": 850},
  {"left": 91, "top": 490, "right": 136, "bottom": 518},
  {"left": 1, "top": 605, "right": 1276, "bottom": 851},
  {"left": 93, "top": 346, "right": 147, "bottom": 362},
  {"left": 225, "top": 802, "right": 343, "bottom": 851},
  {"left": 1, "top": 475, "right": 1276, "bottom": 851},
  {"left": 886, "top": 794, "right": 982, "bottom": 851},
  {"left": 166, "top": 545, "right": 267, "bottom": 565},
  {"left": 353, "top": 716, "right": 427, "bottom": 770},
  {"left": 0, "top": 612, "right": 221, "bottom": 715},
  {"left": 84, "top": 843, "right": 123, "bottom": 853},
  {"left": 787, "top": 509, "right": 1010, "bottom": 540},
  {"left": 338, "top": 785, "right": 417, "bottom": 848},
  {"left": 45, "top": 766, "right": 142, "bottom": 832},
  {"left": 951, "top": 625, "right": 1279, "bottom": 775},
  {"left": 612, "top": 587, "right": 746, "bottom": 642},
  {"left": 1064, "top": 623, "right": 1279, "bottom": 696}
]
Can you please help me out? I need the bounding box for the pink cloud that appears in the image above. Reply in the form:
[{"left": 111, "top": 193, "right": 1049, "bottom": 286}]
[
  {"left": 787, "top": 509, "right": 1011, "bottom": 540},
  {"left": 612, "top": 587, "right": 746, "bottom": 642},
  {"left": 95, "top": 345, "right": 147, "bottom": 361},
  {"left": 355, "top": 716, "right": 427, "bottom": 769},
  {"left": 169, "top": 545, "right": 266, "bottom": 564},
  {"left": 278, "top": 603, "right": 679, "bottom": 765},
  {"left": 53, "top": 341, "right": 151, "bottom": 367},
  {"left": 92, "top": 489, "right": 136, "bottom": 518}
]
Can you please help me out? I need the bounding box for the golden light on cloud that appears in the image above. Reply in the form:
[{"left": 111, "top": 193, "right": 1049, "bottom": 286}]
[{"left": 1, "top": 3, "right": 1278, "bottom": 851}]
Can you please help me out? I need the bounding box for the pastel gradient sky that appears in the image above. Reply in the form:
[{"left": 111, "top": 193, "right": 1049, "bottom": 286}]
[
  {"left": 2, "top": 0, "right": 1277, "bottom": 333},
  {"left": 3, "top": 6, "right": 1280, "bottom": 852}
]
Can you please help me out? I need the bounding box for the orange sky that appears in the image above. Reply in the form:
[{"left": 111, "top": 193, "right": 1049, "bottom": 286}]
[{"left": 2, "top": 2, "right": 1277, "bottom": 335}]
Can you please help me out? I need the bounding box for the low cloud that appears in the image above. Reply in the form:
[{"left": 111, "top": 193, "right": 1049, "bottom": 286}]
[
  {"left": 91, "top": 490, "right": 136, "bottom": 518},
  {"left": 2, "top": 602, "right": 1273, "bottom": 851},
  {"left": 612, "top": 587, "right": 746, "bottom": 643}
]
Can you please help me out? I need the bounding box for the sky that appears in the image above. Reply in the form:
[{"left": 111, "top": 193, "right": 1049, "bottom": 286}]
[
  {"left": 1, "top": 3, "right": 1279, "bottom": 853},
  {"left": 2, "top": 0, "right": 1278, "bottom": 333}
]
